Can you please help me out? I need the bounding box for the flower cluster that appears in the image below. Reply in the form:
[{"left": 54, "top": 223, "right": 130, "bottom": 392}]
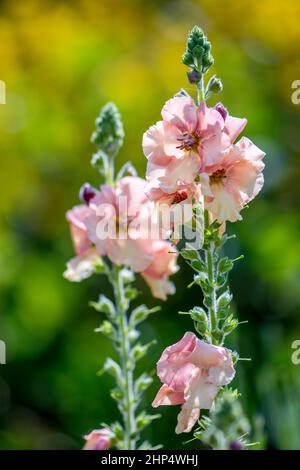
[
  {"left": 64, "top": 176, "right": 177, "bottom": 300},
  {"left": 148, "top": 25, "right": 265, "bottom": 442},
  {"left": 143, "top": 98, "right": 265, "bottom": 223},
  {"left": 65, "top": 25, "right": 265, "bottom": 450}
]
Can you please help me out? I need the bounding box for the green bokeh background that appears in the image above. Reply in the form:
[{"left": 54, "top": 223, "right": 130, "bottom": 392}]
[{"left": 0, "top": 0, "right": 300, "bottom": 450}]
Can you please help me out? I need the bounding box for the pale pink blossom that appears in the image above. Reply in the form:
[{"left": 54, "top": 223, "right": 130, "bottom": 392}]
[
  {"left": 152, "top": 332, "right": 235, "bottom": 434},
  {"left": 201, "top": 137, "right": 265, "bottom": 223},
  {"left": 141, "top": 240, "right": 178, "bottom": 300},
  {"left": 143, "top": 97, "right": 246, "bottom": 196},
  {"left": 83, "top": 428, "right": 112, "bottom": 450},
  {"left": 84, "top": 177, "right": 159, "bottom": 272}
]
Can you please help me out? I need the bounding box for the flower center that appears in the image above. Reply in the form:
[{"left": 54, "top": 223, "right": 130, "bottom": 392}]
[
  {"left": 171, "top": 189, "right": 188, "bottom": 204},
  {"left": 176, "top": 131, "right": 199, "bottom": 151},
  {"left": 210, "top": 168, "right": 227, "bottom": 184}
]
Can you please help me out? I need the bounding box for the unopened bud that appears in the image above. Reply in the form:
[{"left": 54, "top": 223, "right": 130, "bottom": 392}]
[
  {"left": 205, "top": 75, "right": 223, "bottom": 99},
  {"left": 214, "top": 102, "right": 228, "bottom": 121},
  {"left": 229, "top": 441, "right": 243, "bottom": 450},
  {"left": 187, "top": 70, "right": 202, "bottom": 84},
  {"left": 79, "top": 183, "right": 97, "bottom": 204}
]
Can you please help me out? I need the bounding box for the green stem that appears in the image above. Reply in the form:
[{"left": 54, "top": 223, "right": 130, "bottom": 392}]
[
  {"left": 204, "top": 210, "right": 218, "bottom": 344},
  {"left": 196, "top": 74, "right": 205, "bottom": 105},
  {"left": 106, "top": 157, "right": 115, "bottom": 186},
  {"left": 205, "top": 241, "right": 218, "bottom": 340},
  {"left": 112, "top": 266, "right": 136, "bottom": 450}
]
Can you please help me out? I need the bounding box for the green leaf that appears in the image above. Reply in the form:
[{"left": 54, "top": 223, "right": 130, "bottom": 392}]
[
  {"left": 136, "top": 412, "right": 161, "bottom": 432},
  {"left": 191, "top": 259, "right": 206, "bottom": 272},
  {"left": 131, "top": 341, "right": 156, "bottom": 363},
  {"left": 218, "top": 257, "right": 234, "bottom": 274},
  {"left": 110, "top": 422, "right": 124, "bottom": 440},
  {"left": 180, "top": 249, "right": 200, "bottom": 261},
  {"left": 98, "top": 357, "right": 123, "bottom": 387},
  {"left": 135, "top": 373, "right": 153, "bottom": 395},
  {"left": 129, "top": 305, "right": 161, "bottom": 327},
  {"left": 110, "top": 387, "right": 124, "bottom": 401},
  {"left": 94, "top": 320, "right": 116, "bottom": 339},
  {"left": 217, "top": 290, "right": 232, "bottom": 309},
  {"left": 189, "top": 306, "right": 208, "bottom": 323},
  {"left": 124, "top": 286, "right": 139, "bottom": 301},
  {"left": 223, "top": 316, "right": 239, "bottom": 335},
  {"left": 89, "top": 294, "right": 116, "bottom": 318}
]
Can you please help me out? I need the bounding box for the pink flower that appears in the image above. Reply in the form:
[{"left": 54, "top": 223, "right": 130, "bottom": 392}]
[
  {"left": 141, "top": 240, "right": 178, "bottom": 300},
  {"left": 65, "top": 177, "right": 177, "bottom": 297},
  {"left": 152, "top": 332, "right": 235, "bottom": 434},
  {"left": 84, "top": 177, "right": 164, "bottom": 272},
  {"left": 201, "top": 137, "right": 265, "bottom": 222},
  {"left": 143, "top": 97, "right": 246, "bottom": 196},
  {"left": 64, "top": 205, "right": 101, "bottom": 282},
  {"left": 83, "top": 428, "right": 112, "bottom": 450}
]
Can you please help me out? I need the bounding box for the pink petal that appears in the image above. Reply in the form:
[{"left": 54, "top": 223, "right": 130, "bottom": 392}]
[
  {"left": 190, "top": 338, "right": 233, "bottom": 369},
  {"left": 108, "top": 238, "right": 153, "bottom": 272},
  {"left": 175, "top": 377, "right": 218, "bottom": 434},
  {"left": 175, "top": 405, "right": 200, "bottom": 434},
  {"left": 157, "top": 332, "right": 200, "bottom": 391},
  {"left": 197, "top": 101, "right": 225, "bottom": 134},
  {"left": 206, "top": 184, "right": 243, "bottom": 223},
  {"left": 142, "top": 121, "right": 178, "bottom": 163},
  {"left": 207, "top": 348, "right": 235, "bottom": 386},
  {"left": 224, "top": 115, "right": 247, "bottom": 143},
  {"left": 66, "top": 205, "right": 93, "bottom": 256},
  {"left": 155, "top": 154, "right": 200, "bottom": 194},
  {"left": 236, "top": 136, "right": 266, "bottom": 164},
  {"left": 142, "top": 273, "right": 175, "bottom": 300},
  {"left": 162, "top": 96, "right": 198, "bottom": 132},
  {"left": 200, "top": 130, "right": 231, "bottom": 167},
  {"left": 142, "top": 240, "right": 177, "bottom": 279},
  {"left": 152, "top": 384, "right": 185, "bottom": 407},
  {"left": 83, "top": 428, "right": 112, "bottom": 450},
  {"left": 117, "top": 177, "right": 149, "bottom": 219},
  {"left": 227, "top": 160, "right": 264, "bottom": 202}
]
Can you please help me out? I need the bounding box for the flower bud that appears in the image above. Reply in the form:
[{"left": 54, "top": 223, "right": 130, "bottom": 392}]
[
  {"left": 187, "top": 70, "right": 202, "bottom": 84},
  {"left": 182, "top": 52, "right": 194, "bottom": 66},
  {"left": 91, "top": 102, "right": 124, "bottom": 158},
  {"left": 83, "top": 428, "right": 113, "bottom": 450},
  {"left": 229, "top": 440, "right": 244, "bottom": 450},
  {"left": 182, "top": 26, "right": 214, "bottom": 75},
  {"left": 205, "top": 76, "right": 223, "bottom": 99},
  {"left": 79, "top": 183, "right": 97, "bottom": 205}
]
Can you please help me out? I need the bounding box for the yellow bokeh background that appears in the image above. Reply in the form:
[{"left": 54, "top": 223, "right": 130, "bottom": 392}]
[{"left": 0, "top": 0, "right": 300, "bottom": 449}]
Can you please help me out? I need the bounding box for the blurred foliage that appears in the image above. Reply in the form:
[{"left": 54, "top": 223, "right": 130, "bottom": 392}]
[{"left": 0, "top": 0, "right": 300, "bottom": 449}]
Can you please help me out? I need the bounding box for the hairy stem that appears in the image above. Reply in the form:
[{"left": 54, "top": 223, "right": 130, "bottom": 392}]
[
  {"left": 205, "top": 244, "right": 218, "bottom": 339},
  {"left": 112, "top": 266, "right": 136, "bottom": 450}
]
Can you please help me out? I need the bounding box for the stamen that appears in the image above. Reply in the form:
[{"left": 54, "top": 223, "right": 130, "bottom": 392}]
[
  {"left": 176, "top": 131, "right": 198, "bottom": 151},
  {"left": 210, "top": 168, "right": 226, "bottom": 184}
]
